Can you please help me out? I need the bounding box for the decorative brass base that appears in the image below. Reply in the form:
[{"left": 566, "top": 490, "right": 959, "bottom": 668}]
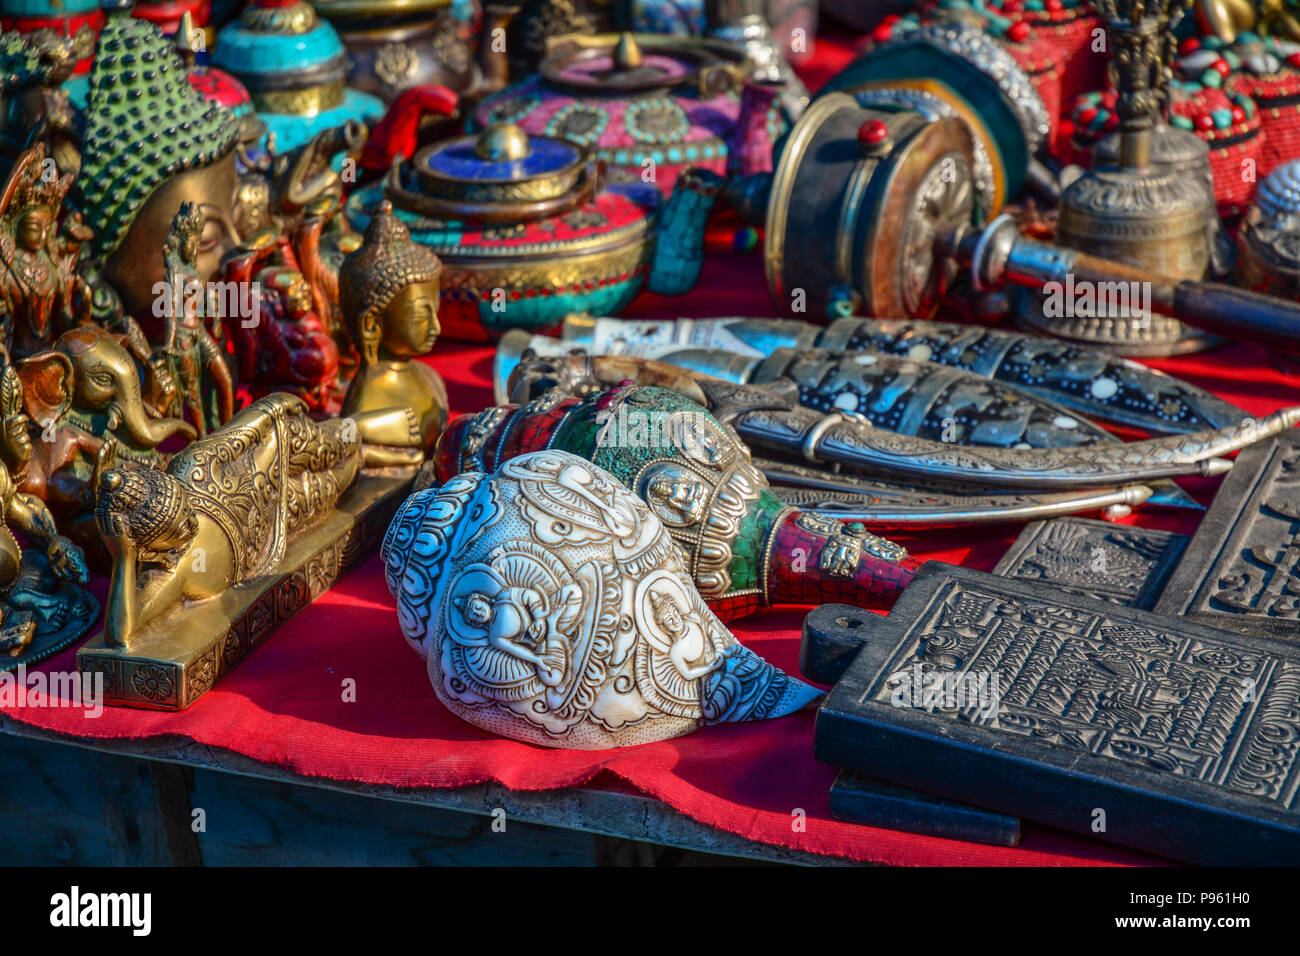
[
  {"left": 1027, "top": 160, "right": 1221, "bottom": 357},
  {"left": 76, "top": 474, "right": 413, "bottom": 711},
  {"left": 1014, "top": 293, "right": 1221, "bottom": 358}
]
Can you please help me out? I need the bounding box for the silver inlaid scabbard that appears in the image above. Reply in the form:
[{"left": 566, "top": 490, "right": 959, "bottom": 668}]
[
  {"left": 766, "top": 477, "right": 1154, "bottom": 527},
  {"left": 731, "top": 399, "right": 1300, "bottom": 489},
  {"left": 514, "top": 315, "right": 1246, "bottom": 434}
]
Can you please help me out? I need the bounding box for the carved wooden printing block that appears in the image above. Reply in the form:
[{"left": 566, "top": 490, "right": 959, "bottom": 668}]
[
  {"left": 1157, "top": 431, "right": 1300, "bottom": 640},
  {"left": 994, "top": 517, "right": 1188, "bottom": 611},
  {"left": 815, "top": 564, "right": 1300, "bottom": 864},
  {"left": 821, "top": 519, "right": 1185, "bottom": 845}
]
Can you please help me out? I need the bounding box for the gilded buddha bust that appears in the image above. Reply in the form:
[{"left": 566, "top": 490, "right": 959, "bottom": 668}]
[
  {"left": 77, "top": 2, "right": 241, "bottom": 327},
  {"left": 339, "top": 200, "right": 447, "bottom": 461}
]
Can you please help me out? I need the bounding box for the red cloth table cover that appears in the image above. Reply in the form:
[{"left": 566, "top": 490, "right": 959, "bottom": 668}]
[{"left": 4, "top": 32, "right": 1297, "bottom": 867}]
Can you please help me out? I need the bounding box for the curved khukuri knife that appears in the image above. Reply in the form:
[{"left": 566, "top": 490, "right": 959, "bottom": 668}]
[
  {"left": 701, "top": 379, "right": 1300, "bottom": 490},
  {"left": 501, "top": 315, "right": 1246, "bottom": 433},
  {"left": 500, "top": 353, "right": 1288, "bottom": 520},
  {"left": 502, "top": 341, "right": 1202, "bottom": 508},
  {"left": 505, "top": 335, "right": 1117, "bottom": 449}
]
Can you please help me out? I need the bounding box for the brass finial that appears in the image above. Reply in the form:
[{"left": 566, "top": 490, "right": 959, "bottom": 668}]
[
  {"left": 475, "top": 123, "right": 531, "bottom": 162},
  {"left": 175, "top": 10, "right": 199, "bottom": 63},
  {"left": 1094, "top": 0, "right": 1187, "bottom": 168},
  {"left": 614, "top": 32, "right": 643, "bottom": 71}
]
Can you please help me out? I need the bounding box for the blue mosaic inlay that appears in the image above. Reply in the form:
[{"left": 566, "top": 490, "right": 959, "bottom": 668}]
[{"left": 423, "top": 136, "right": 581, "bottom": 182}]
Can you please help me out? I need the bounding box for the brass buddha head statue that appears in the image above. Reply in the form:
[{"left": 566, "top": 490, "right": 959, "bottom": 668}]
[
  {"left": 96, "top": 466, "right": 198, "bottom": 562},
  {"left": 78, "top": 2, "right": 241, "bottom": 320},
  {"left": 338, "top": 200, "right": 441, "bottom": 366}
]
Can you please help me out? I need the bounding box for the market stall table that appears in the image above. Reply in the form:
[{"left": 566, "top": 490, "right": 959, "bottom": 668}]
[
  {"left": 6, "top": 236, "right": 1293, "bottom": 865},
  {"left": 3, "top": 29, "right": 1296, "bottom": 867}
]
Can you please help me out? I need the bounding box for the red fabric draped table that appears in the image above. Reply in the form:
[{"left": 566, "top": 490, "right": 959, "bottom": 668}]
[{"left": 4, "top": 30, "right": 1298, "bottom": 866}]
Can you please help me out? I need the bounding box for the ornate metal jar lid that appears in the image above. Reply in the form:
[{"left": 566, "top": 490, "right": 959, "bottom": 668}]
[
  {"left": 376, "top": 122, "right": 657, "bottom": 259},
  {"left": 473, "top": 28, "right": 784, "bottom": 195},
  {"left": 539, "top": 31, "right": 742, "bottom": 97},
  {"left": 212, "top": 0, "right": 348, "bottom": 98},
  {"left": 412, "top": 124, "right": 588, "bottom": 205}
]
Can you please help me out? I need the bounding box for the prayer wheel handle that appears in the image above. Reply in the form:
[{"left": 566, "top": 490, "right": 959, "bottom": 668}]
[{"left": 960, "top": 214, "right": 1300, "bottom": 354}]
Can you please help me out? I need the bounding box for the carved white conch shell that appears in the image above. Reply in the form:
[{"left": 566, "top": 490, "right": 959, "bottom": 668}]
[{"left": 381, "top": 450, "right": 822, "bottom": 748}]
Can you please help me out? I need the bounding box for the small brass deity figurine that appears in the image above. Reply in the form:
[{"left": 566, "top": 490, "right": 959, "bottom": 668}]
[
  {"left": 0, "top": 143, "right": 89, "bottom": 358},
  {"left": 158, "top": 202, "right": 236, "bottom": 435},
  {"left": 219, "top": 224, "right": 347, "bottom": 413},
  {"left": 79, "top": 3, "right": 241, "bottom": 327},
  {"left": 340, "top": 200, "right": 447, "bottom": 461},
  {"left": 228, "top": 263, "right": 343, "bottom": 412},
  {"left": 0, "top": 357, "right": 96, "bottom": 660},
  {"left": 17, "top": 325, "right": 196, "bottom": 566},
  {"left": 94, "top": 392, "right": 407, "bottom": 649},
  {"left": 382, "top": 449, "right": 821, "bottom": 749}
]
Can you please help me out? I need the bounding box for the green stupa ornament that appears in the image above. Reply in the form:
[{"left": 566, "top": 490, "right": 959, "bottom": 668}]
[{"left": 79, "top": 0, "right": 238, "bottom": 261}]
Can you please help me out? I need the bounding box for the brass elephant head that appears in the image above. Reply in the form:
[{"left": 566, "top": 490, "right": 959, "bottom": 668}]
[{"left": 19, "top": 326, "right": 196, "bottom": 454}]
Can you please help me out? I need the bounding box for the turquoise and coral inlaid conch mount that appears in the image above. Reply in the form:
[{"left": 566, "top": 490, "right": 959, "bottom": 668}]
[{"left": 346, "top": 123, "right": 724, "bottom": 342}]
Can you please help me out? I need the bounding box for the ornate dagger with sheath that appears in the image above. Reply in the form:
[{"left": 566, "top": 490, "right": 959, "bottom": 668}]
[
  {"left": 502, "top": 349, "right": 1300, "bottom": 494},
  {"left": 495, "top": 314, "right": 1247, "bottom": 434},
  {"left": 499, "top": 337, "right": 1244, "bottom": 509}
]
